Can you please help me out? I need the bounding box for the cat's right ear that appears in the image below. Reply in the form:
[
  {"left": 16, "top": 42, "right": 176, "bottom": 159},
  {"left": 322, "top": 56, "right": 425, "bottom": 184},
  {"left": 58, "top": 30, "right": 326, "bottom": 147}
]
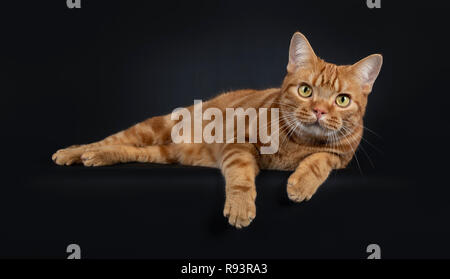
[
  {"left": 351, "top": 54, "right": 383, "bottom": 93},
  {"left": 287, "top": 32, "right": 317, "bottom": 73}
]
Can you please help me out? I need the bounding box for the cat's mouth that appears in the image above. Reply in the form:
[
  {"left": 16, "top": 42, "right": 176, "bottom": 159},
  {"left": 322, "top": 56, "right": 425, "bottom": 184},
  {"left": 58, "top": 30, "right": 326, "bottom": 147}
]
[
  {"left": 303, "top": 120, "right": 329, "bottom": 129},
  {"left": 297, "top": 120, "right": 338, "bottom": 138}
]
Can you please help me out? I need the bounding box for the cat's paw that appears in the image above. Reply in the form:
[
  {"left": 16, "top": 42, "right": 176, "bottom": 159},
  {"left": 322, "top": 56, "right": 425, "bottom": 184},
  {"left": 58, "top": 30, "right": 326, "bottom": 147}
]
[
  {"left": 81, "top": 147, "right": 118, "bottom": 167},
  {"left": 286, "top": 175, "right": 320, "bottom": 203},
  {"left": 52, "top": 146, "right": 85, "bottom": 165},
  {"left": 223, "top": 191, "right": 256, "bottom": 229}
]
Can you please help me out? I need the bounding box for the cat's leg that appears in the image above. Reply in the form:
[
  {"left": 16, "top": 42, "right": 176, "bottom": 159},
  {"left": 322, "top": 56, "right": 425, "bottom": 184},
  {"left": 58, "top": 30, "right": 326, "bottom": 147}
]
[
  {"left": 79, "top": 143, "right": 220, "bottom": 168},
  {"left": 52, "top": 115, "right": 175, "bottom": 165},
  {"left": 287, "top": 152, "right": 342, "bottom": 202},
  {"left": 79, "top": 144, "right": 177, "bottom": 167},
  {"left": 220, "top": 143, "right": 259, "bottom": 228}
]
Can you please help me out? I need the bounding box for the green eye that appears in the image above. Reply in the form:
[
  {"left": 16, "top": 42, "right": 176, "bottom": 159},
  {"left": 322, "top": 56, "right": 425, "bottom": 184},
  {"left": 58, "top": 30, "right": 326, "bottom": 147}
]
[
  {"left": 298, "top": 85, "right": 313, "bottom": 97},
  {"left": 336, "top": 94, "right": 351, "bottom": 107}
]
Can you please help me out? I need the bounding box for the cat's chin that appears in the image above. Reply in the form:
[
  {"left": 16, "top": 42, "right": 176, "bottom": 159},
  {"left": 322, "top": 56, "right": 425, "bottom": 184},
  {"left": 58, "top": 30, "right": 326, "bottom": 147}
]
[{"left": 296, "top": 122, "right": 338, "bottom": 139}]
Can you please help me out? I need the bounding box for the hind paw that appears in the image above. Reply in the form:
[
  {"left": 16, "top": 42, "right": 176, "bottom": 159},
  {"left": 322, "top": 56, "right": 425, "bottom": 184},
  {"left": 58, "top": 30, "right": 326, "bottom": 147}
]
[{"left": 52, "top": 146, "right": 85, "bottom": 165}]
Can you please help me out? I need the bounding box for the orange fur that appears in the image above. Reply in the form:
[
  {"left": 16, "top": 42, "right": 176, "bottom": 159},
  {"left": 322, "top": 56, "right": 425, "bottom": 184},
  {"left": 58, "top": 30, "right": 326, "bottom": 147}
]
[{"left": 52, "top": 32, "right": 382, "bottom": 228}]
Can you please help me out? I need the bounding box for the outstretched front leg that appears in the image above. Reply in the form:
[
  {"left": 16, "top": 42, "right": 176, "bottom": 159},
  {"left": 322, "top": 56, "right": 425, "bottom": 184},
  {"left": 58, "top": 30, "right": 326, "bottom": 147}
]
[
  {"left": 287, "top": 152, "right": 342, "bottom": 202},
  {"left": 220, "top": 143, "right": 259, "bottom": 229}
]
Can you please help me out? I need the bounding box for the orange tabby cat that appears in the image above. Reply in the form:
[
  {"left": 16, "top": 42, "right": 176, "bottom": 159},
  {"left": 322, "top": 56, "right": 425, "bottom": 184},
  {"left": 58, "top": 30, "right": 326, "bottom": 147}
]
[{"left": 52, "top": 32, "right": 382, "bottom": 228}]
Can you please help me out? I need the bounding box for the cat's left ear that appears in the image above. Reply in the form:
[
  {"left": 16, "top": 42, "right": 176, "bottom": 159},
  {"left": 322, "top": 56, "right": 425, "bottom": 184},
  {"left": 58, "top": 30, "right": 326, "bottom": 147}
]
[{"left": 351, "top": 54, "right": 383, "bottom": 93}]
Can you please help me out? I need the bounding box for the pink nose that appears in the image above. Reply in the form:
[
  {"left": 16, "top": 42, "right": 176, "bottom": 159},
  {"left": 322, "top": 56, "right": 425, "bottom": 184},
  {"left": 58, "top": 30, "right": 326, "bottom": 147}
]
[{"left": 313, "top": 107, "right": 327, "bottom": 119}]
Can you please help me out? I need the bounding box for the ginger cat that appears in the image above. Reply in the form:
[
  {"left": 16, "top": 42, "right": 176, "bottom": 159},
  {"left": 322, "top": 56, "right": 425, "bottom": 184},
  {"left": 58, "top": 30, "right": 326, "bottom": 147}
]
[{"left": 52, "top": 32, "right": 382, "bottom": 228}]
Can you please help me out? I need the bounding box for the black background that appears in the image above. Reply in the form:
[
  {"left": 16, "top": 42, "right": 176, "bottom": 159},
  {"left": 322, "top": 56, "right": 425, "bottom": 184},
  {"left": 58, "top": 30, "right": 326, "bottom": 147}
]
[{"left": 2, "top": 0, "right": 450, "bottom": 258}]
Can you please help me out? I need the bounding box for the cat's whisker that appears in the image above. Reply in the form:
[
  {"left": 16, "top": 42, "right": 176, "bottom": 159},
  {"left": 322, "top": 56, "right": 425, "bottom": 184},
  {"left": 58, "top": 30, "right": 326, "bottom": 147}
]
[
  {"left": 273, "top": 117, "right": 296, "bottom": 145},
  {"left": 339, "top": 126, "right": 376, "bottom": 168},
  {"left": 342, "top": 120, "right": 383, "bottom": 140},
  {"left": 278, "top": 121, "right": 295, "bottom": 139},
  {"left": 358, "top": 144, "right": 375, "bottom": 168},
  {"left": 287, "top": 122, "right": 299, "bottom": 140},
  {"left": 341, "top": 124, "right": 383, "bottom": 154},
  {"left": 338, "top": 129, "right": 363, "bottom": 176},
  {"left": 279, "top": 119, "right": 296, "bottom": 146},
  {"left": 278, "top": 116, "right": 300, "bottom": 148}
]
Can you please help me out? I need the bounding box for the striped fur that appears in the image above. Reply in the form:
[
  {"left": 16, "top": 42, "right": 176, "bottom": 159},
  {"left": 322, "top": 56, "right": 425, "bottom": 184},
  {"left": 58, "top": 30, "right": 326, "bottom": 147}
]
[{"left": 52, "top": 32, "right": 382, "bottom": 228}]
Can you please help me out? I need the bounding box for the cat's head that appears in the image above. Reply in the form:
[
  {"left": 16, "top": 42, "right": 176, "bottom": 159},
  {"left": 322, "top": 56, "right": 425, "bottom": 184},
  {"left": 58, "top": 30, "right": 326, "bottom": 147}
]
[{"left": 279, "top": 32, "right": 382, "bottom": 142}]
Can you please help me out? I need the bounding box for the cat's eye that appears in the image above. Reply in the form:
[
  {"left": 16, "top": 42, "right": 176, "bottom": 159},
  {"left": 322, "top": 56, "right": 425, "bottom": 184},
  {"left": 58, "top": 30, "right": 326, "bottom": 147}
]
[
  {"left": 298, "top": 85, "right": 313, "bottom": 98},
  {"left": 335, "top": 94, "right": 351, "bottom": 107}
]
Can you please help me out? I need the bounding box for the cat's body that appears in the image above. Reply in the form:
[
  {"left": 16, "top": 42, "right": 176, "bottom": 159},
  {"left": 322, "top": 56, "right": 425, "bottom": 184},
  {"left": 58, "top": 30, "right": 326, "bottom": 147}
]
[{"left": 52, "top": 32, "right": 382, "bottom": 228}]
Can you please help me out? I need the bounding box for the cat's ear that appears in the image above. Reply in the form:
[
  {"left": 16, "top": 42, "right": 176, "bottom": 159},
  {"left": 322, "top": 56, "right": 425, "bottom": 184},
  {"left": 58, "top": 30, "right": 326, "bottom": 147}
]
[
  {"left": 287, "top": 32, "right": 317, "bottom": 73},
  {"left": 351, "top": 54, "right": 383, "bottom": 93}
]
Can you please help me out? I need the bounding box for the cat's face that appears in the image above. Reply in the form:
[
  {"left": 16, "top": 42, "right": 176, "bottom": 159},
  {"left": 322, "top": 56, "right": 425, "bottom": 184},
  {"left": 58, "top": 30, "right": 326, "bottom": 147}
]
[{"left": 279, "top": 32, "right": 382, "bottom": 142}]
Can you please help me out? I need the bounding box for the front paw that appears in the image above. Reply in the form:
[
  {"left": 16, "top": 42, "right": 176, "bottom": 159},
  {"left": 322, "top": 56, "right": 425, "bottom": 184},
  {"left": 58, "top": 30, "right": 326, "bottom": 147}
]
[
  {"left": 223, "top": 191, "right": 256, "bottom": 229},
  {"left": 287, "top": 175, "right": 320, "bottom": 203}
]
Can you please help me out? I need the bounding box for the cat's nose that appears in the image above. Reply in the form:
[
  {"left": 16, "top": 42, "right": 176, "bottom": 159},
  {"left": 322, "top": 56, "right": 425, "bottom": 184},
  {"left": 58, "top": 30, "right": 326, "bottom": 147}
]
[{"left": 313, "top": 107, "right": 327, "bottom": 120}]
